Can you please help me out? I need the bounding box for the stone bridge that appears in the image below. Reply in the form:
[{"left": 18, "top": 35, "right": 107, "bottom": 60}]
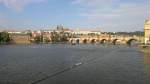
[{"left": 68, "top": 35, "right": 144, "bottom": 45}]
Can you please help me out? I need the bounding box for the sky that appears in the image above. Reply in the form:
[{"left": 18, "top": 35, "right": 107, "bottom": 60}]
[{"left": 0, "top": 0, "right": 150, "bottom": 32}]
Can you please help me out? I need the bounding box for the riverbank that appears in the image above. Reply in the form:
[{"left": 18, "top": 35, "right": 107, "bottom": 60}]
[
  {"left": 139, "top": 45, "right": 150, "bottom": 80},
  {"left": 139, "top": 45, "right": 150, "bottom": 55}
]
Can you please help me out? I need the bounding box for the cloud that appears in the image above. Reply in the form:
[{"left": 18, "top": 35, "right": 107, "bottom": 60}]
[
  {"left": 72, "top": 0, "right": 118, "bottom": 6},
  {"left": 71, "top": 0, "right": 150, "bottom": 31},
  {"left": 0, "top": 0, "right": 46, "bottom": 11}
]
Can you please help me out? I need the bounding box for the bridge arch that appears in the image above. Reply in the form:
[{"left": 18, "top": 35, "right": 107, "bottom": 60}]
[
  {"left": 70, "top": 39, "right": 73, "bottom": 43},
  {"left": 126, "top": 39, "right": 138, "bottom": 46},
  {"left": 100, "top": 39, "right": 107, "bottom": 44},
  {"left": 112, "top": 39, "right": 119, "bottom": 45},
  {"left": 83, "top": 39, "right": 87, "bottom": 44},
  {"left": 76, "top": 39, "right": 80, "bottom": 44},
  {"left": 91, "top": 39, "right": 96, "bottom": 44}
]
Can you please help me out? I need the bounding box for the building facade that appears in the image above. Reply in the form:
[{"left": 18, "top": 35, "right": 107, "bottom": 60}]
[
  {"left": 10, "top": 34, "right": 31, "bottom": 44},
  {"left": 144, "top": 20, "right": 150, "bottom": 44}
]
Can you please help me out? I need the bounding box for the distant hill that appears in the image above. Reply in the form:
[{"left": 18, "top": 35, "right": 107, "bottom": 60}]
[{"left": 106, "top": 31, "right": 144, "bottom": 36}]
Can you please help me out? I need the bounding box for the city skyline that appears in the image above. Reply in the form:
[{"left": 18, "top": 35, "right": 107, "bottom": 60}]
[{"left": 0, "top": 0, "right": 150, "bottom": 32}]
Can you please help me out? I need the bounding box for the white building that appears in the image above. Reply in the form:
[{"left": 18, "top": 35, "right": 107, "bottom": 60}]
[
  {"left": 71, "top": 29, "right": 101, "bottom": 35},
  {"left": 7, "top": 30, "right": 22, "bottom": 34}
]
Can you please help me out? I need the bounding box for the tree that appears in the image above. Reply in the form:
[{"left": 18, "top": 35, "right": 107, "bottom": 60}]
[
  {"left": 0, "top": 32, "right": 11, "bottom": 44},
  {"left": 51, "top": 31, "right": 60, "bottom": 43},
  {"left": 51, "top": 30, "right": 69, "bottom": 43},
  {"left": 60, "top": 34, "right": 68, "bottom": 42},
  {"left": 34, "top": 35, "right": 43, "bottom": 43},
  {"left": 0, "top": 33, "right": 1, "bottom": 42},
  {"left": 44, "top": 37, "right": 50, "bottom": 43}
]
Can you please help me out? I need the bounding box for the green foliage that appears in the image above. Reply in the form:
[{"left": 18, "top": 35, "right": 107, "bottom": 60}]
[
  {"left": 45, "top": 37, "right": 50, "bottom": 43},
  {"left": 51, "top": 31, "right": 59, "bottom": 43},
  {"left": 34, "top": 35, "right": 43, "bottom": 43},
  {"left": 116, "top": 31, "right": 144, "bottom": 36},
  {"left": 0, "top": 32, "right": 11, "bottom": 44},
  {"left": 27, "top": 32, "right": 32, "bottom": 37},
  {"left": 51, "top": 31, "right": 68, "bottom": 43}
]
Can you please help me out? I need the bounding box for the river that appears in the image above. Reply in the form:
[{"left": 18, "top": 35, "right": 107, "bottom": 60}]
[{"left": 0, "top": 44, "right": 149, "bottom": 84}]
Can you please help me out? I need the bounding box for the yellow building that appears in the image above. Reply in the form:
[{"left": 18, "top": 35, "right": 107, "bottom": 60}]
[
  {"left": 10, "top": 34, "right": 31, "bottom": 44},
  {"left": 144, "top": 20, "right": 150, "bottom": 44}
]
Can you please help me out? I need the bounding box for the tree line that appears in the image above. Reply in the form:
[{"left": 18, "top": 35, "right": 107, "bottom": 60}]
[
  {"left": 32, "top": 31, "right": 69, "bottom": 44},
  {"left": 0, "top": 32, "right": 11, "bottom": 44}
]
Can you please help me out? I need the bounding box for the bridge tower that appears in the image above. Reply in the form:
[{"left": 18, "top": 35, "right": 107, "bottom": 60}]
[{"left": 144, "top": 20, "right": 150, "bottom": 44}]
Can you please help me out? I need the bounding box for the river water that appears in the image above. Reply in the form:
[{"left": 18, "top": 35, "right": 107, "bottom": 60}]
[{"left": 0, "top": 44, "right": 149, "bottom": 84}]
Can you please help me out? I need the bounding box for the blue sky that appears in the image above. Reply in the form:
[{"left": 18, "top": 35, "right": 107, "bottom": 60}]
[{"left": 0, "top": 0, "right": 150, "bottom": 32}]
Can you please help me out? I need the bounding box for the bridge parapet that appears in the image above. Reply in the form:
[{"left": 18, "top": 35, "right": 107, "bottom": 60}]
[{"left": 68, "top": 34, "right": 144, "bottom": 44}]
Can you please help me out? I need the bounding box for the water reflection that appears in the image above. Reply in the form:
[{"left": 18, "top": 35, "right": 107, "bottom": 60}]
[{"left": 143, "top": 49, "right": 150, "bottom": 78}]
